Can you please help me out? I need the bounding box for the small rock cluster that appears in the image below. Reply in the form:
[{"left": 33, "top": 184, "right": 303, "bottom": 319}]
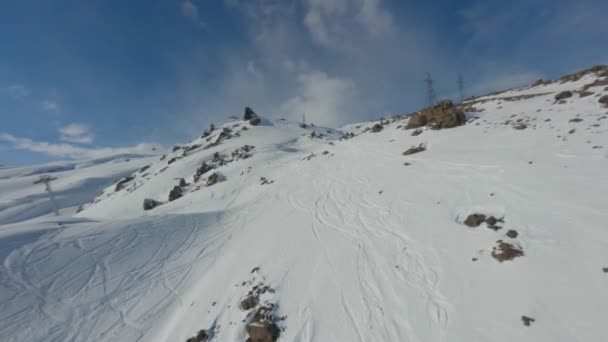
[
  {"left": 406, "top": 100, "right": 466, "bottom": 130},
  {"left": 463, "top": 213, "right": 504, "bottom": 231},
  {"left": 239, "top": 269, "right": 283, "bottom": 342},
  {"left": 460, "top": 213, "right": 523, "bottom": 262},
  {"left": 492, "top": 240, "right": 524, "bottom": 262},
  {"left": 115, "top": 176, "right": 135, "bottom": 192},
  {"left": 402, "top": 144, "right": 426, "bottom": 156}
]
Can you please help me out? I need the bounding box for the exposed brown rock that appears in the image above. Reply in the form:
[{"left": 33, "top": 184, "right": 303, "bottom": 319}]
[
  {"left": 579, "top": 90, "right": 594, "bottom": 98},
  {"left": 492, "top": 240, "right": 524, "bottom": 262},
  {"left": 569, "top": 118, "right": 583, "bottom": 123},
  {"left": 463, "top": 214, "right": 486, "bottom": 227},
  {"left": 599, "top": 95, "right": 608, "bottom": 107},
  {"left": 246, "top": 305, "right": 280, "bottom": 342},
  {"left": 560, "top": 65, "right": 608, "bottom": 83},
  {"left": 240, "top": 294, "right": 257, "bottom": 311},
  {"left": 406, "top": 100, "right": 466, "bottom": 129}
]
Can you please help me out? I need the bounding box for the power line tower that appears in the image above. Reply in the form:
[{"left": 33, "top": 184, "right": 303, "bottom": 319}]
[
  {"left": 425, "top": 72, "right": 436, "bottom": 107},
  {"left": 34, "top": 175, "right": 59, "bottom": 216},
  {"left": 457, "top": 74, "right": 465, "bottom": 103}
]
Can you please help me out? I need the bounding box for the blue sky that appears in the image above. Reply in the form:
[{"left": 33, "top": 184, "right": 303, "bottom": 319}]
[{"left": 1, "top": 0, "right": 607, "bottom": 165}]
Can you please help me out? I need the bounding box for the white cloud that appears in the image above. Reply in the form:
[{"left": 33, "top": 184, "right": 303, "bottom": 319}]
[
  {"left": 280, "top": 71, "right": 357, "bottom": 127},
  {"left": 303, "top": 0, "right": 393, "bottom": 47},
  {"left": 181, "top": 0, "right": 206, "bottom": 29},
  {"left": 0, "top": 132, "right": 161, "bottom": 160},
  {"left": 59, "top": 123, "right": 94, "bottom": 144},
  {"left": 41, "top": 100, "right": 61, "bottom": 112},
  {"left": 6, "top": 85, "right": 29, "bottom": 100}
]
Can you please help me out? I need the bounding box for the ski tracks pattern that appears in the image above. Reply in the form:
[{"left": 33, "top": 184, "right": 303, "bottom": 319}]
[{"left": 284, "top": 156, "right": 451, "bottom": 342}]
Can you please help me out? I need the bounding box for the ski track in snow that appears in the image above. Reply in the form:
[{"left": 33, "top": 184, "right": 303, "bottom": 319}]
[
  {"left": 2, "top": 71, "right": 608, "bottom": 341},
  {"left": 283, "top": 151, "right": 451, "bottom": 342}
]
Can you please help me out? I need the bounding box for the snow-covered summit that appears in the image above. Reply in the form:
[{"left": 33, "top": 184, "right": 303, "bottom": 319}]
[{"left": 1, "top": 66, "right": 607, "bottom": 342}]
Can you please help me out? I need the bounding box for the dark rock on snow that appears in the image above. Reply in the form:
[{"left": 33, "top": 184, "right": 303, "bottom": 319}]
[
  {"left": 115, "top": 176, "right": 134, "bottom": 192},
  {"left": 492, "top": 240, "right": 524, "bottom": 262},
  {"left": 406, "top": 100, "right": 466, "bottom": 130},
  {"left": 463, "top": 214, "right": 486, "bottom": 227},
  {"left": 185, "top": 329, "right": 208, "bottom": 342},
  {"left": 506, "top": 230, "right": 519, "bottom": 238},
  {"left": 402, "top": 144, "right": 426, "bottom": 155},
  {"left": 244, "top": 107, "right": 258, "bottom": 121},
  {"left": 554, "top": 91, "right": 573, "bottom": 101},
  {"left": 168, "top": 186, "right": 183, "bottom": 202},
  {"left": 143, "top": 198, "right": 161, "bottom": 211},
  {"left": 206, "top": 172, "right": 220, "bottom": 186},
  {"left": 240, "top": 294, "right": 257, "bottom": 311},
  {"left": 371, "top": 123, "right": 383, "bottom": 133},
  {"left": 521, "top": 316, "right": 535, "bottom": 327}
]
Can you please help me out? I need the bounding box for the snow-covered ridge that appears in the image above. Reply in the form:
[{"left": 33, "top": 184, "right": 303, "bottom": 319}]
[{"left": 1, "top": 66, "right": 607, "bottom": 342}]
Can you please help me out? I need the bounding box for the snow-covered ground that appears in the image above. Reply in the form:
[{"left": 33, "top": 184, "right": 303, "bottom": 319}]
[{"left": 1, "top": 67, "right": 607, "bottom": 341}]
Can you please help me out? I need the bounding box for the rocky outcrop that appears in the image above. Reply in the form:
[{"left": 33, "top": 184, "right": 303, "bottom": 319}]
[
  {"left": 244, "top": 107, "right": 262, "bottom": 126},
  {"left": 402, "top": 144, "right": 426, "bottom": 156},
  {"left": 185, "top": 330, "right": 208, "bottom": 342},
  {"left": 371, "top": 123, "right": 383, "bottom": 133},
  {"left": 491, "top": 240, "right": 524, "bottom": 262},
  {"left": 143, "top": 198, "right": 161, "bottom": 211},
  {"left": 406, "top": 100, "right": 466, "bottom": 130},
  {"left": 599, "top": 95, "right": 608, "bottom": 107},
  {"left": 115, "top": 176, "right": 134, "bottom": 192},
  {"left": 554, "top": 91, "right": 573, "bottom": 101},
  {"left": 168, "top": 186, "right": 183, "bottom": 202}
]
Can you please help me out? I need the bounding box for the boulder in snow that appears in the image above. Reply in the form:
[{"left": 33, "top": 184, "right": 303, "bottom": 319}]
[
  {"left": 406, "top": 100, "right": 466, "bottom": 130},
  {"left": 143, "top": 198, "right": 161, "bottom": 211},
  {"left": 554, "top": 91, "right": 573, "bottom": 101},
  {"left": 491, "top": 240, "right": 524, "bottom": 262},
  {"left": 168, "top": 186, "right": 183, "bottom": 202},
  {"left": 402, "top": 144, "right": 426, "bottom": 156}
]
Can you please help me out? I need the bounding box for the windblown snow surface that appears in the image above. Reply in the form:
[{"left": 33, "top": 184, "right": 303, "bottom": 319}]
[{"left": 1, "top": 67, "right": 608, "bottom": 342}]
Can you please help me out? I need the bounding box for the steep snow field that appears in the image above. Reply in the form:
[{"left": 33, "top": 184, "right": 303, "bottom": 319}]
[
  {"left": 1, "top": 67, "right": 608, "bottom": 342},
  {"left": 0, "top": 155, "right": 155, "bottom": 225}
]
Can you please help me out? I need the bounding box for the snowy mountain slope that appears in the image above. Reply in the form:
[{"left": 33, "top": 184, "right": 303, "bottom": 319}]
[
  {"left": 0, "top": 155, "right": 156, "bottom": 226},
  {"left": 0, "top": 66, "right": 607, "bottom": 342}
]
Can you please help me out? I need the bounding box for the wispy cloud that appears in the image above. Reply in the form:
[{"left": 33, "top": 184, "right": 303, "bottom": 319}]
[
  {"left": 5, "top": 85, "right": 30, "bottom": 100},
  {"left": 303, "top": 0, "right": 394, "bottom": 48},
  {"left": 59, "top": 123, "right": 94, "bottom": 144},
  {"left": 181, "top": 0, "right": 206, "bottom": 29},
  {"left": 41, "top": 100, "right": 61, "bottom": 112},
  {"left": 0, "top": 132, "right": 161, "bottom": 160},
  {"left": 280, "top": 70, "right": 357, "bottom": 126}
]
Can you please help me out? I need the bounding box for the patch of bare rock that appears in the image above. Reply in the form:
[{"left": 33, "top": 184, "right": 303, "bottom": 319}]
[
  {"left": 521, "top": 316, "right": 535, "bottom": 327},
  {"left": 492, "top": 240, "right": 524, "bottom": 262},
  {"left": 402, "top": 144, "right": 426, "bottom": 156},
  {"left": 462, "top": 213, "right": 504, "bottom": 230},
  {"left": 554, "top": 90, "right": 572, "bottom": 101},
  {"left": 406, "top": 100, "right": 466, "bottom": 130}
]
